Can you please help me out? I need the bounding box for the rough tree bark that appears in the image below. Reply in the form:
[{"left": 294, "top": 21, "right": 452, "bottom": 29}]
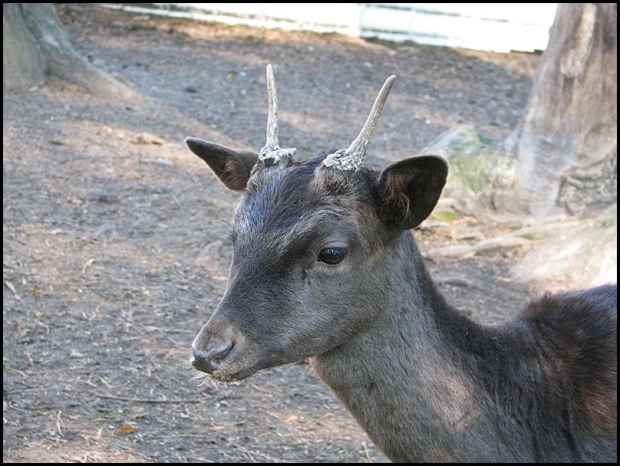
[
  {"left": 3, "top": 3, "right": 136, "bottom": 99},
  {"left": 503, "top": 3, "right": 617, "bottom": 217},
  {"left": 423, "top": 4, "right": 617, "bottom": 288}
]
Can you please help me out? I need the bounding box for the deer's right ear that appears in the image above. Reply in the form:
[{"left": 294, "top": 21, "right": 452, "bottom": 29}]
[{"left": 185, "top": 137, "right": 258, "bottom": 191}]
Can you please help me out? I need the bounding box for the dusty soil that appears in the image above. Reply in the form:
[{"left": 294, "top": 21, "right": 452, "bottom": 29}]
[{"left": 4, "top": 4, "right": 545, "bottom": 462}]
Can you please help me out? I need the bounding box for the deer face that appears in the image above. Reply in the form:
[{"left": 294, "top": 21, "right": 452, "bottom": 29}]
[{"left": 186, "top": 66, "right": 447, "bottom": 381}]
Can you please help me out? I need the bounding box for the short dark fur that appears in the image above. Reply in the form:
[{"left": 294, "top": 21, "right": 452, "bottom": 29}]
[{"left": 186, "top": 141, "right": 618, "bottom": 462}]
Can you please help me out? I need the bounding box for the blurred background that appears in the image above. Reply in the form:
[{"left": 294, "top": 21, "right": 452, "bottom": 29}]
[
  {"left": 95, "top": 3, "right": 558, "bottom": 52},
  {"left": 3, "top": 3, "right": 616, "bottom": 462}
]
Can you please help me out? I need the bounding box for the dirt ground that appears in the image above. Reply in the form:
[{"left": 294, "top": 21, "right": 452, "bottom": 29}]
[{"left": 4, "top": 4, "right": 548, "bottom": 462}]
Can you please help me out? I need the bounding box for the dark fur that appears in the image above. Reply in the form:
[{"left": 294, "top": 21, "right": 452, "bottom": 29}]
[{"left": 187, "top": 143, "right": 618, "bottom": 462}]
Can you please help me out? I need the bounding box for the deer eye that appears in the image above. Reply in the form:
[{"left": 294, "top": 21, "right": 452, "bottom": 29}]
[{"left": 317, "top": 247, "right": 348, "bottom": 265}]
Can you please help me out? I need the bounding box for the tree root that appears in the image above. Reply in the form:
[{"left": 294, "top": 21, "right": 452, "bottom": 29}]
[
  {"left": 5, "top": 4, "right": 138, "bottom": 100},
  {"left": 426, "top": 235, "right": 530, "bottom": 259}
]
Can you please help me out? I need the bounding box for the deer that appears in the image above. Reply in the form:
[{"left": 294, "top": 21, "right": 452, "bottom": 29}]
[{"left": 184, "top": 65, "right": 617, "bottom": 462}]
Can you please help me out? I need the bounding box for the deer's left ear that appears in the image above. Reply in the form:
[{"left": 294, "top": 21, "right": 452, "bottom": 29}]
[{"left": 377, "top": 156, "right": 448, "bottom": 230}]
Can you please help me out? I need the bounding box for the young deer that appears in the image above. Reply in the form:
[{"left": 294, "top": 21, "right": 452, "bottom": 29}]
[{"left": 185, "top": 65, "right": 617, "bottom": 462}]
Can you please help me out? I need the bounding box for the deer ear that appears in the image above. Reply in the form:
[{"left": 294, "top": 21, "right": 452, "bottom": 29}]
[
  {"left": 378, "top": 155, "right": 448, "bottom": 230},
  {"left": 185, "top": 137, "right": 258, "bottom": 191}
]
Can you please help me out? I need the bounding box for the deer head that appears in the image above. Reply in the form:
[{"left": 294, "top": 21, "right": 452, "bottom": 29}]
[{"left": 185, "top": 65, "right": 447, "bottom": 381}]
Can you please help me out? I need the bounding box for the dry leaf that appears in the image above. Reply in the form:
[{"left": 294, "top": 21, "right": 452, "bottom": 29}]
[
  {"left": 134, "top": 132, "right": 164, "bottom": 145},
  {"left": 4, "top": 281, "right": 17, "bottom": 294},
  {"left": 82, "top": 259, "right": 95, "bottom": 274},
  {"left": 70, "top": 349, "right": 85, "bottom": 359},
  {"left": 12, "top": 318, "right": 22, "bottom": 332},
  {"left": 118, "top": 424, "right": 137, "bottom": 434}
]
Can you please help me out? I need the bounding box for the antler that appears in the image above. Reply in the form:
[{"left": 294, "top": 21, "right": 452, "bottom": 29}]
[
  {"left": 323, "top": 75, "right": 396, "bottom": 171},
  {"left": 258, "top": 64, "right": 297, "bottom": 165}
]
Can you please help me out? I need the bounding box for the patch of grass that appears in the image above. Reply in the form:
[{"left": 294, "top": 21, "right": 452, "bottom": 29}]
[{"left": 431, "top": 210, "right": 459, "bottom": 222}]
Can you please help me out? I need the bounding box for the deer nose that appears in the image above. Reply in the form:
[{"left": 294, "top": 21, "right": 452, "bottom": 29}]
[{"left": 191, "top": 342, "right": 234, "bottom": 374}]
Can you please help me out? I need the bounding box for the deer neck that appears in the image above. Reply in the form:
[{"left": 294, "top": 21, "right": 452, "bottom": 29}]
[{"left": 310, "top": 231, "right": 518, "bottom": 462}]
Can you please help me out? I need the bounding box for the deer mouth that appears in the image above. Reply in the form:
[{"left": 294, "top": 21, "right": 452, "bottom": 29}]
[
  {"left": 191, "top": 344, "right": 281, "bottom": 383},
  {"left": 206, "top": 365, "right": 261, "bottom": 383}
]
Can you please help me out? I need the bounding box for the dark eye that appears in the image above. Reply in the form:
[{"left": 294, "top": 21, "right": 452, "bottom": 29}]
[{"left": 318, "top": 247, "right": 348, "bottom": 265}]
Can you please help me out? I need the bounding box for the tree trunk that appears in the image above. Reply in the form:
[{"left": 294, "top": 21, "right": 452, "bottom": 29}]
[
  {"left": 3, "top": 3, "right": 136, "bottom": 99},
  {"left": 3, "top": 3, "right": 46, "bottom": 90},
  {"left": 505, "top": 3, "right": 617, "bottom": 217},
  {"left": 423, "top": 5, "right": 617, "bottom": 288}
]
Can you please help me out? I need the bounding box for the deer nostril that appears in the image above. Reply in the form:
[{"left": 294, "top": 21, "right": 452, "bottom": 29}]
[{"left": 191, "top": 342, "right": 234, "bottom": 374}]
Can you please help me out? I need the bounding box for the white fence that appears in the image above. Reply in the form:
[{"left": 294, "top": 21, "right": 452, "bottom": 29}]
[{"left": 98, "top": 3, "right": 557, "bottom": 53}]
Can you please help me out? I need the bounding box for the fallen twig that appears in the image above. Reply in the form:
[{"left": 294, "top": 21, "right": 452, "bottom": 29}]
[
  {"left": 426, "top": 217, "right": 585, "bottom": 259},
  {"left": 56, "top": 410, "right": 64, "bottom": 437},
  {"left": 26, "top": 403, "right": 80, "bottom": 410},
  {"left": 435, "top": 276, "right": 477, "bottom": 288},
  {"left": 95, "top": 393, "right": 201, "bottom": 404},
  {"left": 361, "top": 441, "right": 372, "bottom": 463},
  {"left": 234, "top": 445, "right": 283, "bottom": 463}
]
